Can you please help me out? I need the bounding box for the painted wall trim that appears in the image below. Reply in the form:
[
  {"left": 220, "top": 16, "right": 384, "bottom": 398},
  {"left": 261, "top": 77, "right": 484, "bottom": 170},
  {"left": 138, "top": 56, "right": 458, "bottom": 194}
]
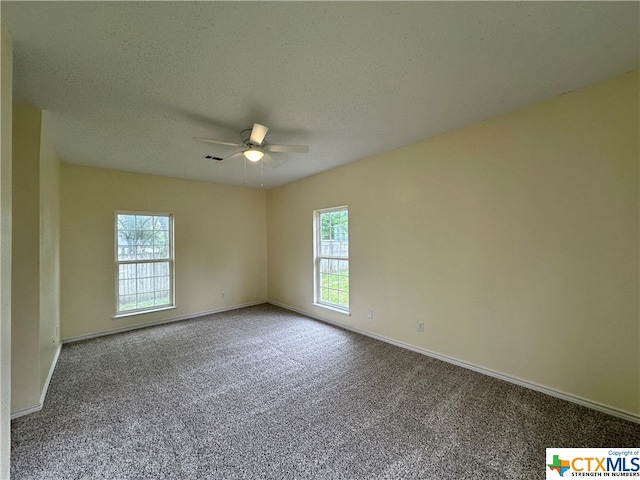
[
  {"left": 62, "top": 300, "right": 266, "bottom": 344},
  {"left": 269, "top": 301, "right": 640, "bottom": 425},
  {"left": 11, "top": 342, "right": 61, "bottom": 420}
]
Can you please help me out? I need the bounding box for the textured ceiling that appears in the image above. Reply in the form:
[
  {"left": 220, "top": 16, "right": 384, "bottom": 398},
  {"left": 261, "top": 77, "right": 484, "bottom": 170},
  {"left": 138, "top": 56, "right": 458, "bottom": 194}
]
[{"left": 3, "top": 1, "right": 639, "bottom": 188}]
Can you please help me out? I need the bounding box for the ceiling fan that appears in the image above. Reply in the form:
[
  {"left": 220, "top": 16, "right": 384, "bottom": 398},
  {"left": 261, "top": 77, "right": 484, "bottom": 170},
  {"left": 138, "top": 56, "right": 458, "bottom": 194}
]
[{"left": 194, "top": 123, "right": 309, "bottom": 167}]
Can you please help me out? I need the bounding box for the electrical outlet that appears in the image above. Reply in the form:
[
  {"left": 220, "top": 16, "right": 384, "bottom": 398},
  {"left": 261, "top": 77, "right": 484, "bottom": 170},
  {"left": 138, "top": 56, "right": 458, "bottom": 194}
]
[
  {"left": 417, "top": 322, "right": 425, "bottom": 332},
  {"left": 221, "top": 292, "right": 225, "bottom": 299},
  {"left": 367, "top": 309, "right": 373, "bottom": 319}
]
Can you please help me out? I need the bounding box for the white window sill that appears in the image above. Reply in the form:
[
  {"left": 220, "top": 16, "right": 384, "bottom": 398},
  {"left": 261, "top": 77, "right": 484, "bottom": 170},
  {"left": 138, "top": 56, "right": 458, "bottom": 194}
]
[
  {"left": 113, "top": 305, "right": 176, "bottom": 319},
  {"left": 314, "top": 303, "right": 351, "bottom": 316}
]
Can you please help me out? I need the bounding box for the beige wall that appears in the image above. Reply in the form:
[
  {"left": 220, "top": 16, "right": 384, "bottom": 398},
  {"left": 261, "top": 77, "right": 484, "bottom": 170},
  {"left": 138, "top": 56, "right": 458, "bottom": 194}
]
[
  {"left": 267, "top": 71, "right": 639, "bottom": 417},
  {"left": 11, "top": 104, "right": 41, "bottom": 412},
  {"left": 39, "top": 115, "right": 60, "bottom": 387},
  {"left": 11, "top": 104, "right": 61, "bottom": 414},
  {"left": 60, "top": 165, "right": 267, "bottom": 339},
  {"left": 0, "top": 20, "right": 12, "bottom": 479}
]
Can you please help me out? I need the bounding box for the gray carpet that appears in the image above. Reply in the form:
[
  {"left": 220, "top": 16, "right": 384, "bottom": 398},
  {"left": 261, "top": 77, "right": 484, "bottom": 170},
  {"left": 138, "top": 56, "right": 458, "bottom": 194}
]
[{"left": 11, "top": 304, "right": 640, "bottom": 479}]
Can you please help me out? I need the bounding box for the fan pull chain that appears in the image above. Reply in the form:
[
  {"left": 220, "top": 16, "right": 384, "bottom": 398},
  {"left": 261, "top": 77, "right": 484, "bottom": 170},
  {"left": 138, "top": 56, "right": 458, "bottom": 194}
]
[
  {"left": 244, "top": 157, "right": 247, "bottom": 185},
  {"left": 261, "top": 159, "right": 264, "bottom": 188}
]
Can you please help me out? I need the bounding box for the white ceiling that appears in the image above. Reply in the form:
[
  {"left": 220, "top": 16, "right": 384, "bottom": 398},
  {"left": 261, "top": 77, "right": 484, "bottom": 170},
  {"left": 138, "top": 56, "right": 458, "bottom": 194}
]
[{"left": 3, "top": 2, "right": 639, "bottom": 189}]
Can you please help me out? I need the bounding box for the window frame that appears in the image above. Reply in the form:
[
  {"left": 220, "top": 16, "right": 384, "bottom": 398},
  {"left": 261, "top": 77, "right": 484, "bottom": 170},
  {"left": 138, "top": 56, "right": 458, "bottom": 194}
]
[
  {"left": 313, "top": 206, "right": 349, "bottom": 313},
  {"left": 114, "top": 210, "right": 175, "bottom": 317}
]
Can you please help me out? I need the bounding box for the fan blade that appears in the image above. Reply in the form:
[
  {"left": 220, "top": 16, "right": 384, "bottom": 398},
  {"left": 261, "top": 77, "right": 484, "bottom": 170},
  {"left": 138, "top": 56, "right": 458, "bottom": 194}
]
[
  {"left": 264, "top": 144, "right": 309, "bottom": 153},
  {"left": 194, "top": 137, "right": 243, "bottom": 147},
  {"left": 249, "top": 123, "right": 268, "bottom": 145},
  {"left": 262, "top": 152, "right": 279, "bottom": 168},
  {"left": 219, "top": 151, "right": 245, "bottom": 163}
]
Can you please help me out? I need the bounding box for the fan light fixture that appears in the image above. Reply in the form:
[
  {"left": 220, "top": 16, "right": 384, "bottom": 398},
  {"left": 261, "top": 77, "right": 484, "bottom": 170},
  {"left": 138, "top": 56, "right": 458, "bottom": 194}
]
[
  {"left": 195, "top": 122, "right": 309, "bottom": 167},
  {"left": 244, "top": 148, "right": 264, "bottom": 162}
]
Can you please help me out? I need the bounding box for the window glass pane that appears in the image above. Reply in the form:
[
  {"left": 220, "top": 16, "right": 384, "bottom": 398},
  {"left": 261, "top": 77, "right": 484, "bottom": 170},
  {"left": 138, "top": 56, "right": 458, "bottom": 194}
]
[
  {"left": 153, "top": 230, "right": 170, "bottom": 259},
  {"left": 315, "top": 208, "right": 349, "bottom": 310},
  {"left": 155, "top": 291, "right": 170, "bottom": 305},
  {"left": 338, "top": 291, "right": 349, "bottom": 308},
  {"left": 319, "top": 257, "right": 326, "bottom": 274},
  {"left": 119, "top": 294, "right": 136, "bottom": 311},
  {"left": 118, "top": 264, "right": 135, "bottom": 280},
  {"left": 117, "top": 215, "right": 136, "bottom": 232},
  {"left": 154, "top": 216, "right": 168, "bottom": 230},
  {"left": 155, "top": 276, "right": 169, "bottom": 291},
  {"left": 321, "top": 287, "right": 330, "bottom": 303},
  {"left": 136, "top": 263, "right": 149, "bottom": 278},
  {"left": 117, "top": 215, "right": 135, "bottom": 260},
  {"left": 154, "top": 262, "right": 169, "bottom": 276},
  {"left": 116, "top": 213, "right": 173, "bottom": 314},
  {"left": 319, "top": 210, "right": 348, "bottom": 258},
  {"left": 137, "top": 293, "right": 153, "bottom": 308},
  {"left": 120, "top": 279, "right": 136, "bottom": 297},
  {"left": 338, "top": 259, "right": 348, "bottom": 273},
  {"left": 135, "top": 215, "right": 153, "bottom": 230}
]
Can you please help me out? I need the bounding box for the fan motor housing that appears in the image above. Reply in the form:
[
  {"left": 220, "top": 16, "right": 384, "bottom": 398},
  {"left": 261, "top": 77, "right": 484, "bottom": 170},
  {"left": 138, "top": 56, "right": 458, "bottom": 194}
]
[{"left": 240, "top": 128, "right": 253, "bottom": 145}]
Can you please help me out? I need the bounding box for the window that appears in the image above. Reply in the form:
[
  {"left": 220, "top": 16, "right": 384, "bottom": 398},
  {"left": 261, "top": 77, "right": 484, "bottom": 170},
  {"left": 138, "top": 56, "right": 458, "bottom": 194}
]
[
  {"left": 314, "top": 207, "right": 349, "bottom": 312},
  {"left": 116, "top": 212, "right": 174, "bottom": 315}
]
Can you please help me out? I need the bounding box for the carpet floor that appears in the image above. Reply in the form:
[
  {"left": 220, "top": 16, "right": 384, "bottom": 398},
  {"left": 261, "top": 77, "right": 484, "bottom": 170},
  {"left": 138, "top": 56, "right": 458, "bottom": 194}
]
[{"left": 10, "top": 304, "right": 640, "bottom": 479}]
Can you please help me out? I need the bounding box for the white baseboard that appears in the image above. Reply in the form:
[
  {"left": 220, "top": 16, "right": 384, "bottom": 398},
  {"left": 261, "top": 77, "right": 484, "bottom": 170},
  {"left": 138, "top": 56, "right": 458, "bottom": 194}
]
[
  {"left": 269, "top": 301, "right": 640, "bottom": 425},
  {"left": 11, "top": 342, "right": 62, "bottom": 420},
  {"left": 63, "top": 300, "right": 266, "bottom": 344},
  {"left": 40, "top": 342, "right": 62, "bottom": 407},
  {"left": 14, "top": 303, "right": 266, "bottom": 419},
  {"left": 19, "top": 301, "right": 638, "bottom": 425},
  {"left": 10, "top": 403, "right": 41, "bottom": 420}
]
